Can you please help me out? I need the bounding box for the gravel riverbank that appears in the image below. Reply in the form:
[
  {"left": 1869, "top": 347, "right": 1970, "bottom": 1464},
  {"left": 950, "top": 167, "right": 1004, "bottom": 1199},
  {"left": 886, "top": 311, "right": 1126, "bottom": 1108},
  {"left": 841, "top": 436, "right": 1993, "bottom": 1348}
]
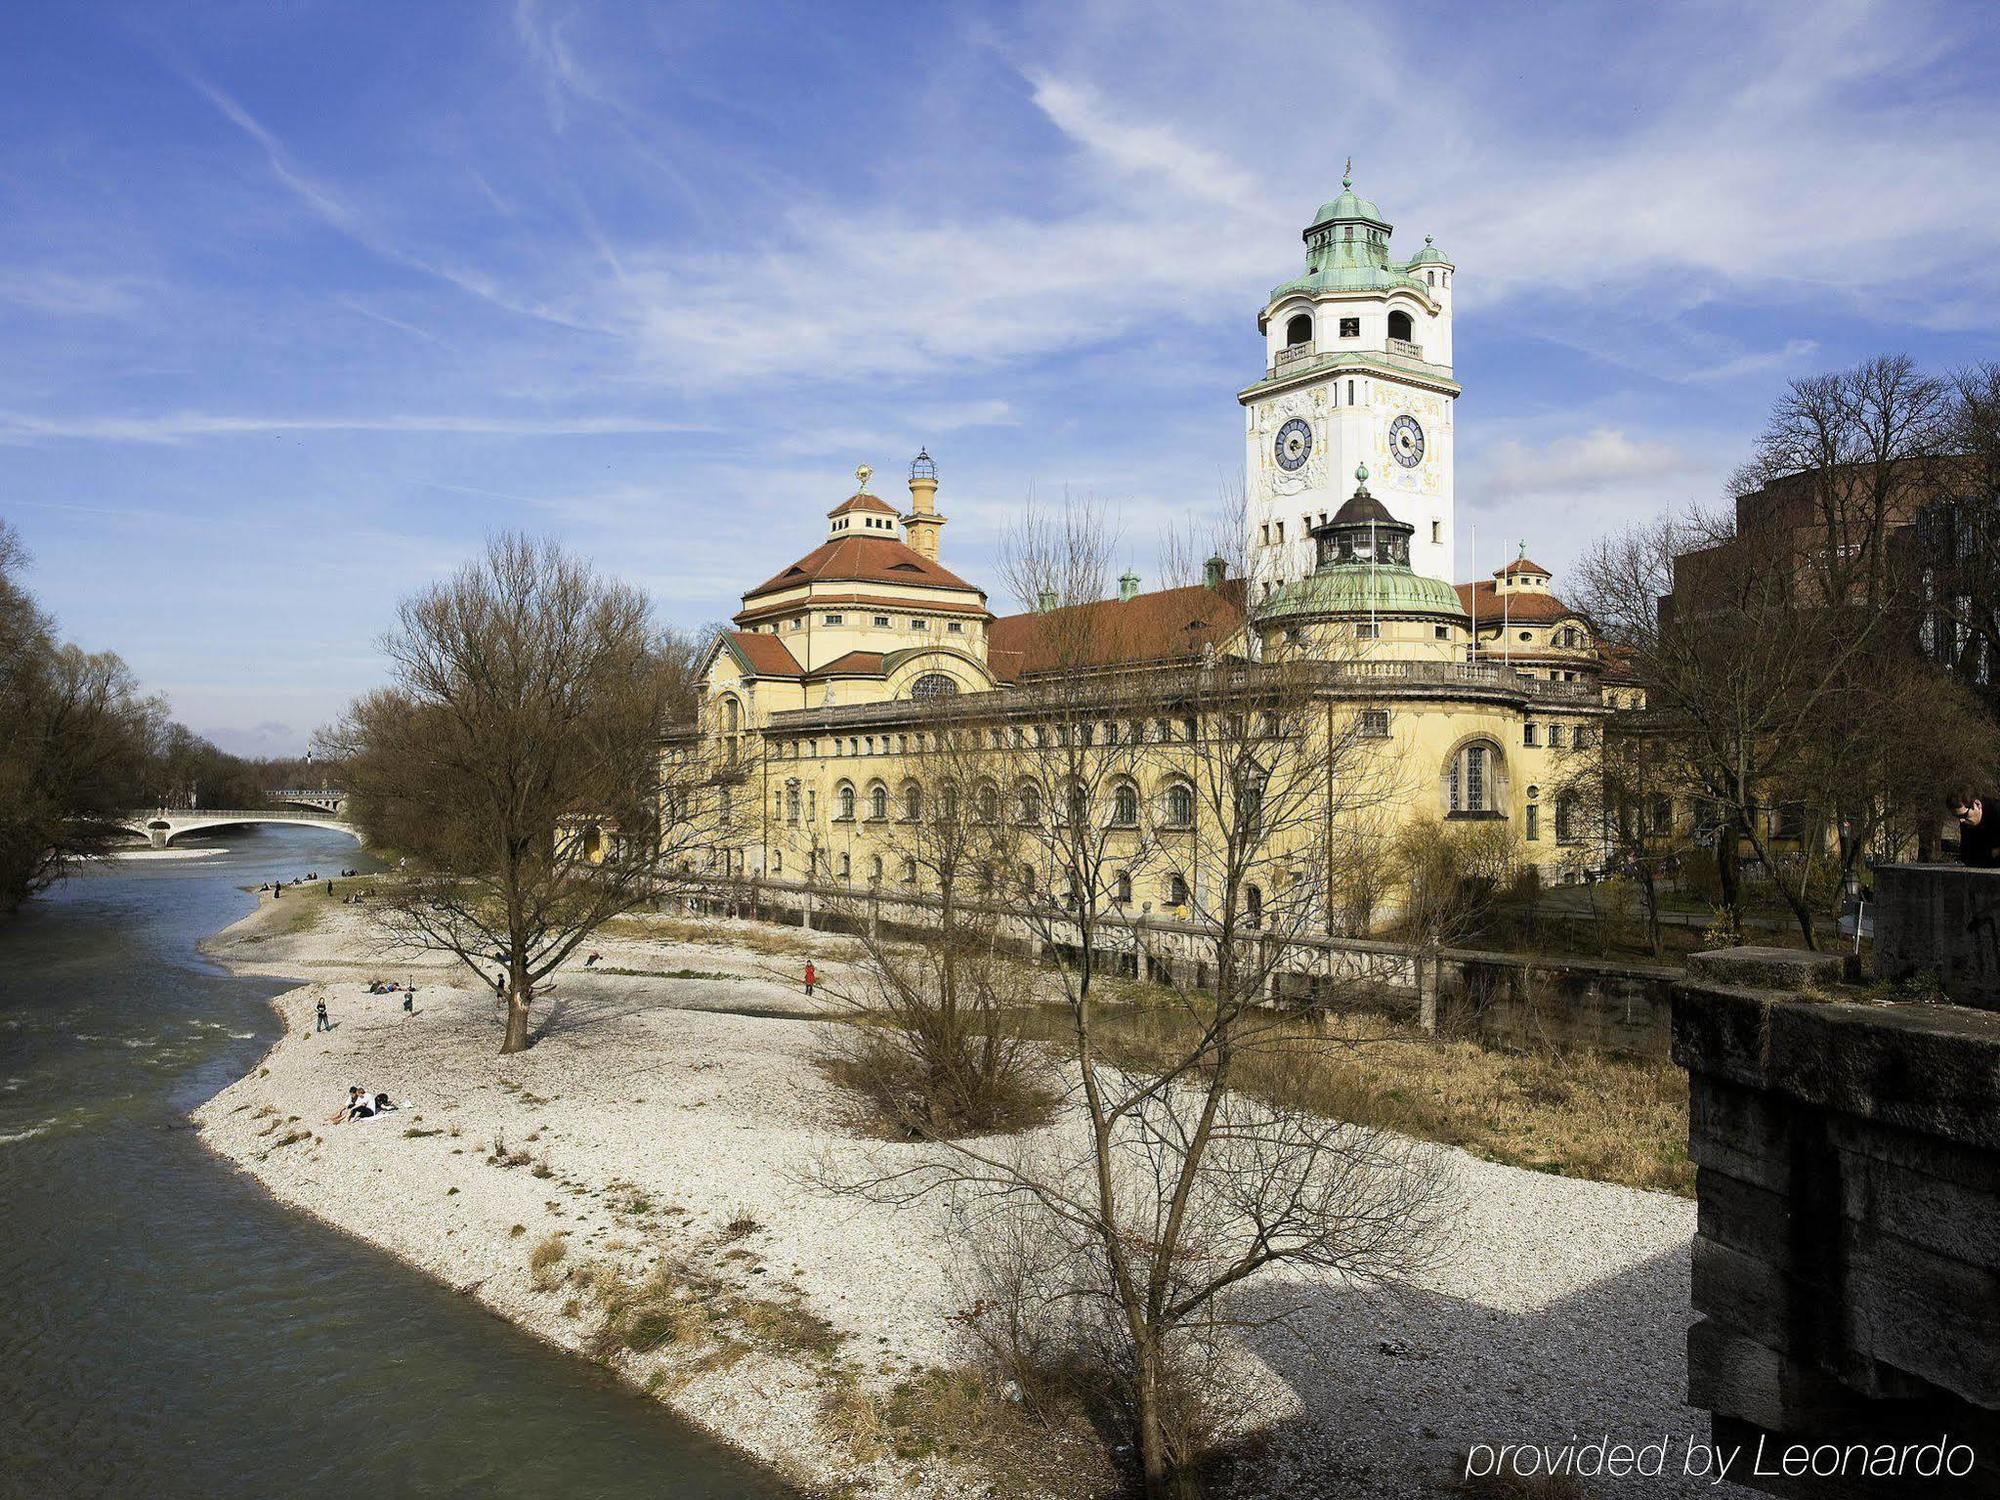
[{"left": 194, "top": 891, "right": 1747, "bottom": 1499}]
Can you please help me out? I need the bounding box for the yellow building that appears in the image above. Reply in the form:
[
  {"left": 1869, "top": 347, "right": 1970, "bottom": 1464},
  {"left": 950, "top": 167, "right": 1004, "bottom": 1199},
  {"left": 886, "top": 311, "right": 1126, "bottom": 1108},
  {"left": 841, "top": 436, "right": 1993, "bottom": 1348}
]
[{"left": 683, "top": 177, "right": 1610, "bottom": 928}]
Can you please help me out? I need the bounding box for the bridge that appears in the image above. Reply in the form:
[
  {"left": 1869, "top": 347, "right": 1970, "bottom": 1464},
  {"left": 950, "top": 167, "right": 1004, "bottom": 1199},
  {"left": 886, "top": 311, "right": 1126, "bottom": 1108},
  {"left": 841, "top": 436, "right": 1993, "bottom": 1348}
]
[
  {"left": 268, "top": 788, "right": 347, "bottom": 815},
  {"left": 121, "top": 804, "right": 358, "bottom": 849}
]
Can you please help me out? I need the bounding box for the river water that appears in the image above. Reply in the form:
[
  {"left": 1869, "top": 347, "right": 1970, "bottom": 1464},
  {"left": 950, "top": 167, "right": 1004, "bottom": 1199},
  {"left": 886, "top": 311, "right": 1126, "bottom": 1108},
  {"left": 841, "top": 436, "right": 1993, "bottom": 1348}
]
[{"left": 0, "top": 825, "right": 795, "bottom": 1500}]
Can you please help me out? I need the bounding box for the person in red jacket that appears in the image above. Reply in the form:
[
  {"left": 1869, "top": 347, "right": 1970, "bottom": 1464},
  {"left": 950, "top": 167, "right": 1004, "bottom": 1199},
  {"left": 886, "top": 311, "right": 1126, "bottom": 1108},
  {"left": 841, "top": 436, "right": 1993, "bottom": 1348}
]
[{"left": 803, "top": 962, "right": 816, "bottom": 998}]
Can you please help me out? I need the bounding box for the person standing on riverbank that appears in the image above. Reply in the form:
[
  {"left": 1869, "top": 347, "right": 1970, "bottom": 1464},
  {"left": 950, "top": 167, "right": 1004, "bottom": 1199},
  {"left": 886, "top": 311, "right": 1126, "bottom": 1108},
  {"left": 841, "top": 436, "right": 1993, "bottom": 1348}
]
[
  {"left": 315, "top": 997, "right": 330, "bottom": 1032},
  {"left": 803, "top": 962, "right": 815, "bottom": 998}
]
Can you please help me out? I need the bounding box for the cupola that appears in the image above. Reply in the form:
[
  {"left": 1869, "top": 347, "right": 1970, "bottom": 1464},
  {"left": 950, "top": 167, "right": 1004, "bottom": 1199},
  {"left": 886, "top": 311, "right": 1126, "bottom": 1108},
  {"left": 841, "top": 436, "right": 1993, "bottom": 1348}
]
[
  {"left": 827, "top": 463, "right": 901, "bottom": 539},
  {"left": 1257, "top": 465, "right": 1468, "bottom": 628}
]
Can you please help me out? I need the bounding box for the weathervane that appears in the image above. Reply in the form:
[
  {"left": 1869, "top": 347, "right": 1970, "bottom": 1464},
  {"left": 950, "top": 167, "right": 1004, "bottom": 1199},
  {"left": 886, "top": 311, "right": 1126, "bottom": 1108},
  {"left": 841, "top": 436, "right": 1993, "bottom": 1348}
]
[
  {"left": 1343, "top": 156, "right": 1353, "bottom": 188},
  {"left": 855, "top": 463, "right": 872, "bottom": 494}
]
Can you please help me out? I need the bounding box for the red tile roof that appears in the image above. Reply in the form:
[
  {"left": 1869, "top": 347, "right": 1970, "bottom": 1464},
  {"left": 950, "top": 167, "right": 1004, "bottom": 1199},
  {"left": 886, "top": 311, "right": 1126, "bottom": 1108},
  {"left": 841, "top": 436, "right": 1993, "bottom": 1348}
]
[
  {"left": 1455, "top": 580, "right": 1578, "bottom": 626},
  {"left": 827, "top": 492, "right": 899, "bottom": 517},
  {"left": 744, "top": 535, "right": 982, "bottom": 601},
  {"left": 987, "top": 581, "right": 1245, "bottom": 680},
  {"left": 723, "top": 630, "right": 802, "bottom": 678},
  {"left": 1495, "top": 555, "right": 1552, "bottom": 578},
  {"left": 805, "top": 650, "right": 886, "bottom": 679}
]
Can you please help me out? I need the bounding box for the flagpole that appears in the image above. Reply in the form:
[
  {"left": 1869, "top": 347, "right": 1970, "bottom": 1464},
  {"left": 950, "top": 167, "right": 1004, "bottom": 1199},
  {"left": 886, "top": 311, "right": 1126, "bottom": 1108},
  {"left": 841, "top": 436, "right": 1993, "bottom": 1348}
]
[{"left": 1468, "top": 521, "right": 1477, "bottom": 662}]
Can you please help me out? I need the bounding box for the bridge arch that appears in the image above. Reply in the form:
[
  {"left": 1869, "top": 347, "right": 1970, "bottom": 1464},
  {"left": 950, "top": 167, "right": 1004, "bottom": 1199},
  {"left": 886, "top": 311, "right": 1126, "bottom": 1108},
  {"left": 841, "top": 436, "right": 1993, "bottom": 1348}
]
[{"left": 120, "top": 808, "right": 360, "bottom": 849}]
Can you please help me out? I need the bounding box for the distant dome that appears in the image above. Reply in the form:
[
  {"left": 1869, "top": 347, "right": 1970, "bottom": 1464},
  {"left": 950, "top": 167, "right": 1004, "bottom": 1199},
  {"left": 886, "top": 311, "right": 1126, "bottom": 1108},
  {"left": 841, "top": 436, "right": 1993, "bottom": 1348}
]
[
  {"left": 1408, "top": 234, "right": 1450, "bottom": 266},
  {"left": 1310, "top": 186, "right": 1386, "bottom": 228}
]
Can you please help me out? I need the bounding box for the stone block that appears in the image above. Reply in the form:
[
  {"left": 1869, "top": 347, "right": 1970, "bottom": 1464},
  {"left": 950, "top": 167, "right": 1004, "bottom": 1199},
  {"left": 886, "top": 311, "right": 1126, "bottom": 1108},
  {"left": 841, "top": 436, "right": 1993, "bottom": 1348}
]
[
  {"left": 1873, "top": 864, "right": 2000, "bottom": 1010},
  {"left": 1835, "top": 1130, "right": 2000, "bottom": 1266},
  {"left": 1846, "top": 1224, "right": 2000, "bottom": 1407},
  {"left": 1689, "top": 1079, "right": 1800, "bottom": 1191},
  {"left": 1688, "top": 944, "right": 1852, "bottom": 992}
]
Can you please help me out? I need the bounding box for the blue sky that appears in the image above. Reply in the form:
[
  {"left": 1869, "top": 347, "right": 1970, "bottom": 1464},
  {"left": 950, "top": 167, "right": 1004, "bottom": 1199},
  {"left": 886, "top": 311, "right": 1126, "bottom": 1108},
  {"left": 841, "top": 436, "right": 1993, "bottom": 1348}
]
[{"left": 3, "top": 0, "right": 1997, "bottom": 754}]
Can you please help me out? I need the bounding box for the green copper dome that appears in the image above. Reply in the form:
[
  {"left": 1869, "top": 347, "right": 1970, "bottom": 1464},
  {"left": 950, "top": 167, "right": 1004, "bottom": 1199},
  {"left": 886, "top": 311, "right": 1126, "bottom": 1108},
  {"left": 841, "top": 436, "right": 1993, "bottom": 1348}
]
[
  {"left": 1406, "top": 234, "right": 1450, "bottom": 267},
  {"left": 1261, "top": 567, "right": 1468, "bottom": 621},
  {"left": 1272, "top": 167, "right": 1431, "bottom": 302},
  {"left": 1257, "top": 466, "right": 1468, "bottom": 624}
]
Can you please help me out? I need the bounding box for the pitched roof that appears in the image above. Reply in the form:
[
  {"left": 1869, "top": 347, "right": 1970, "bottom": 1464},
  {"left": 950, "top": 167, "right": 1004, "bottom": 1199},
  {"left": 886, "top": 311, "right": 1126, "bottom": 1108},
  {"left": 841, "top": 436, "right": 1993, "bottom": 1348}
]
[
  {"left": 1495, "top": 555, "right": 1551, "bottom": 578},
  {"left": 827, "top": 492, "right": 899, "bottom": 518},
  {"left": 804, "top": 650, "right": 885, "bottom": 679},
  {"left": 744, "top": 535, "right": 982, "bottom": 601},
  {"left": 723, "top": 630, "right": 802, "bottom": 678},
  {"left": 987, "top": 581, "right": 1246, "bottom": 681},
  {"left": 1454, "top": 580, "right": 1577, "bottom": 626}
]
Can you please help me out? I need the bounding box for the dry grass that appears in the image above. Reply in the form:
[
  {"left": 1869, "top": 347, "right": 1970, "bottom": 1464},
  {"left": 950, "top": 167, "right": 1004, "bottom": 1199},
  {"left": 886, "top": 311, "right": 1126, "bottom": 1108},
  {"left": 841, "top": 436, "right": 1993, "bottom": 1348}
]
[
  {"left": 1028, "top": 1003, "right": 1692, "bottom": 1197},
  {"left": 528, "top": 1233, "right": 568, "bottom": 1289},
  {"left": 818, "top": 1365, "right": 1115, "bottom": 1500},
  {"left": 584, "top": 1257, "right": 845, "bottom": 1368},
  {"left": 602, "top": 911, "right": 826, "bottom": 960}
]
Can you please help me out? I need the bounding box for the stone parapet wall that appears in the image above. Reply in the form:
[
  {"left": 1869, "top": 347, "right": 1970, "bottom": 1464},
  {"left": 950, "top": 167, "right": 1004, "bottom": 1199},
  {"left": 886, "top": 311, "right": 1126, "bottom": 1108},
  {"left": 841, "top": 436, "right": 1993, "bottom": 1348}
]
[
  {"left": 1873, "top": 864, "right": 2000, "bottom": 1011},
  {"left": 1673, "top": 954, "right": 2000, "bottom": 1496}
]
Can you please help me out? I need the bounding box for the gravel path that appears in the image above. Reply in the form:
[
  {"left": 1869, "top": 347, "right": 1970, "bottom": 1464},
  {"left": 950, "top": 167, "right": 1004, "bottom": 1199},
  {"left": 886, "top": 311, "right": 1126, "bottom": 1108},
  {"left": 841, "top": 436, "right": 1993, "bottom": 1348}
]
[{"left": 196, "top": 895, "right": 1749, "bottom": 1499}]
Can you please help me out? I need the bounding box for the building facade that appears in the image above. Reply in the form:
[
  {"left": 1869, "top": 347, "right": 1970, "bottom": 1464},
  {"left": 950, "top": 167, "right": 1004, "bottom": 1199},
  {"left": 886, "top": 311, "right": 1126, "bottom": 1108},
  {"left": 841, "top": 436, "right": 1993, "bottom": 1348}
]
[{"left": 685, "top": 176, "right": 1611, "bottom": 928}]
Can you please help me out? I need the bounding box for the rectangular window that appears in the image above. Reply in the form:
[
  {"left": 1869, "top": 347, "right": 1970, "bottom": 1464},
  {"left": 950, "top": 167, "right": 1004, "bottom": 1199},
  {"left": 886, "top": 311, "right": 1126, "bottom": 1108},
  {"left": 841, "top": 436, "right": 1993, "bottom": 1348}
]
[
  {"left": 1347, "top": 379, "right": 1355, "bottom": 404},
  {"left": 1431, "top": 521, "right": 1441, "bottom": 544},
  {"left": 1360, "top": 709, "right": 1389, "bottom": 737},
  {"left": 1339, "top": 317, "right": 1360, "bottom": 338},
  {"left": 789, "top": 617, "right": 802, "bottom": 630},
  {"left": 872, "top": 615, "right": 889, "bottom": 627},
  {"left": 1260, "top": 523, "right": 1270, "bottom": 545},
  {"left": 1434, "top": 625, "right": 1449, "bottom": 640},
  {"left": 1356, "top": 622, "right": 1380, "bottom": 639},
  {"left": 1526, "top": 804, "right": 1540, "bottom": 841},
  {"left": 910, "top": 618, "right": 928, "bottom": 630},
  {"left": 947, "top": 620, "right": 963, "bottom": 633},
  {"left": 823, "top": 614, "right": 843, "bottom": 625},
  {"left": 1523, "top": 723, "right": 1538, "bottom": 747},
  {"left": 1548, "top": 725, "right": 1565, "bottom": 748},
  {"left": 1275, "top": 520, "right": 1285, "bottom": 543}
]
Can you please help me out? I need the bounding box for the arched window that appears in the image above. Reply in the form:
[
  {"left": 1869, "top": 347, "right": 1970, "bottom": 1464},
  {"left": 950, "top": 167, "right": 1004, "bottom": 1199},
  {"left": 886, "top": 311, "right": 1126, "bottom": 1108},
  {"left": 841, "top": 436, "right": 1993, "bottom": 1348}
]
[
  {"left": 1017, "top": 783, "right": 1042, "bottom": 825},
  {"left": 977, "top": 781, "right": 999, "bottom": 823},
  {"left": 1165, "top": 873, "right": 1189, "bottom": 906},
  {"left": 785, "top": 785, "right": 800, "bottom": 822},
  {"left": 1387, "top": 309, "right": 1413, "bottom": 342},
  {"left": 582, "top": 824, "right": 602, "bottom": 860},
  {"left": 911, "top": 673, "right": 959, "bottom": 700},
  {"left": 836, "top": 782, "right": 856, "bottom": 821},
  {"left": 1111, "top": 782, "right": 1139, "bottom": 827},
  {"left": 870, "top": 855, "right": 884, "bottom": 883},
  {"left": 838, "top": 853, "right": 851, "bottom": 879},
  {"left": 941, "top": 783, "right": 960, "bottom": 822},
  {"left": 1284, "top": 312, "right": 1313, "bottom": 347},
  {"left": 1164, "top": 782, "right": 1194, "bottom": 828},
  {"left": 901, "top": 857, "right": 917, "bottom": 884},
  {"left": 772, "top": 851, "right": 783, "bottom": 874},
  {"left": 869, "top": 783, "right": 888, "bottom": 821},
  {"left": 1017, "top": 863, "right": 1036, "bottom": 894},
  {"left": 1065, "top": 781, "right": 1088, "bottom": 826},
  {"left": 1245, "top": 883, "right": 1264, "bottom": 929},
  {"left": 1446, "top": 741, "right": 1501, "bottom": 814},
  {"left": 1115, "top": 871, "right": 1133, "bottom": 904},
  {"left": 902, "top": 782, "right": 922, "bottom": 821}
]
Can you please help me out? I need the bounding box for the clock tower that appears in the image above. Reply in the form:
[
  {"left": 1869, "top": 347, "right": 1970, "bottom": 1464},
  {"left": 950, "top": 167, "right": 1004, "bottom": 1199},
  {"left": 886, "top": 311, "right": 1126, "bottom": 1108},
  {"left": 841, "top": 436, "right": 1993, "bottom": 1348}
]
[{"left": 1239, "top": 167, "right": 1458, "bottom": 593}]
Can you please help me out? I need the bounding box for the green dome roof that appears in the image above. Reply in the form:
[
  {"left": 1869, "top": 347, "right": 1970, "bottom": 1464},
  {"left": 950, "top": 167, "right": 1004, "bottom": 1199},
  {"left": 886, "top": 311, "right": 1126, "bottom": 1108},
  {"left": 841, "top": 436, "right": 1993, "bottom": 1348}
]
[
  {"left": 1406, "top": 234, "right": 1449, "bottom": 266},
  {"left": 1272, "top": 166, "right": 1430, "bottom": 303},
  {"left": 1260, "top": 566, "right": 1468, "bottom": 622},
  {"left": 1310, "top": 186, "right": 1384, "bottom": 227}
]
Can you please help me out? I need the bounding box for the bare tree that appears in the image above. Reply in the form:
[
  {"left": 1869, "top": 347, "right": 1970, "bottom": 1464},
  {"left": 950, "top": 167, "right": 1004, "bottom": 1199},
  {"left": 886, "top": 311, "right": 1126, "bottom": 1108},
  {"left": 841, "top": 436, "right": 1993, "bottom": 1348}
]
[
  {"left": 324, "top": 535, "right": 718, "bottom": 1053},
  {"left": 1730, "top": 353, "right": 1950, "bottom": 615},
  {"left": 1921, "top": 362, "right": 2000, "bottom": 715},
  {"left": 835, "top": 497, "right": 1448, "bottom": 1498},
  {"left": 0, "top": 521, "right": 166, "bottom": 911},
  {"left": 814, "top": 686, "right": 1052, "bottom": 1137}
]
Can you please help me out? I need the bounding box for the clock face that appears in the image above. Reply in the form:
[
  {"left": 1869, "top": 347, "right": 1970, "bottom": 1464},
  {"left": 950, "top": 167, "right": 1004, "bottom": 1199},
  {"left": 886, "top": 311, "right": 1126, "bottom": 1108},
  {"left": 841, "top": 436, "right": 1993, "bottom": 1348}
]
[
  {"left": 1389, "top": 414, "right": 1425, "bottom": 468},
  {"left": 1274, "top": 418, "right": 1313, "bottom": 472}
]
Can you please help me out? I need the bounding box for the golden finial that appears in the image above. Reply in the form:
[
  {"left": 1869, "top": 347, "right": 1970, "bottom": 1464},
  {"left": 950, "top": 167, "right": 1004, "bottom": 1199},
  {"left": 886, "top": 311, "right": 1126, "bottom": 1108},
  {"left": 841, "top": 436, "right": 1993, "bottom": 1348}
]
[{"left": 855, "top": 463, "right": 873, "bottom": 494}]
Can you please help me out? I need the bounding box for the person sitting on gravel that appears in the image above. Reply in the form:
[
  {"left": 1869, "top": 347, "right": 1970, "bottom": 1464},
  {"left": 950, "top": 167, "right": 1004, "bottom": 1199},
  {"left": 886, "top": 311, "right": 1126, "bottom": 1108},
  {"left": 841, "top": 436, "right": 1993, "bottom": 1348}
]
[
  {"left": 330, "top": 1086, "right": 368, "bottom": 1124},
  {"left": 371, "top": 1093, "right": 398, "bottom": 1115}
]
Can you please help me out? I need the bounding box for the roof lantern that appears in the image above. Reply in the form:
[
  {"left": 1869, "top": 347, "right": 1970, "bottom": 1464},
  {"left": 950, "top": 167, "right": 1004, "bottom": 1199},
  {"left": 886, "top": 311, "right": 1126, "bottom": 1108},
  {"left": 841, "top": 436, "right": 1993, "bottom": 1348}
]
[{"left": 1257, "top": 464, "right": 1466, "bottom": 623}]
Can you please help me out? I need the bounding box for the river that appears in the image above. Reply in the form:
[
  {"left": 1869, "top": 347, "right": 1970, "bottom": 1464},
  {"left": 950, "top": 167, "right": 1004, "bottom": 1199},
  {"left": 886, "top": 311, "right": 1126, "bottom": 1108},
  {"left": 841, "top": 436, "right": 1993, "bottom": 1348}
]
[{"left": 0, "top": 824, "right": 796, "bottom": 1499}]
